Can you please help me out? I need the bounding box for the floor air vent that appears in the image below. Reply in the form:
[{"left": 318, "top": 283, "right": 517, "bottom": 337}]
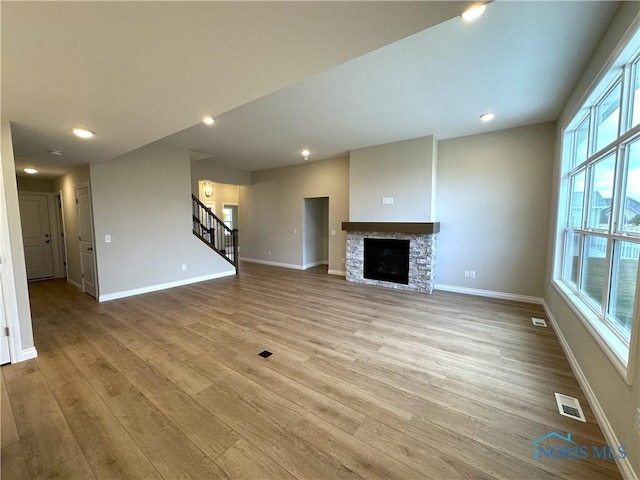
[
  {"left": 532, "top": 317, "right": 547, "bottom": 327},
  {"left": 258, "top": 350, "right": 272, "bottom": 358},
  {"left": 554, "top": 393, "right": 586, "bottom": 422}
]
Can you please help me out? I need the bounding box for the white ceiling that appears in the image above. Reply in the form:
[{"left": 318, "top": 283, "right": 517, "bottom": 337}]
[{"left": 3, "top": 1, "right": 620, "bottom": 178}]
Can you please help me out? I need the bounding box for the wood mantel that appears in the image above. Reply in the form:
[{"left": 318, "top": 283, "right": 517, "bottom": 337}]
[{"left": 341, "top": 222, "right": 440, "bottom": 234}]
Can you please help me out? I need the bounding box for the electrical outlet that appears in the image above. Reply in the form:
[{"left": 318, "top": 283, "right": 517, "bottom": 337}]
[
  {"left": 470, "top": 271, "right": 476, "bottom": 279},
  {"left": 464, "top": 270, "right": 470, "bottom": 278},
  {"left": 331, "top": 230, "right": 336, "bottom": 236},
  {"left": 181, "top": 264, "right": 187, "bottom": 271},
  {"left": 341, "top": 257, "right": 345, "bottom": 264},
  {"left": 267, "top": 250, "right": 272, "bottom": 256},
  {"left": 635, "top": 408, "right": 640, "bottom": 437},
  {"left": 292, "top": 228, "right": 297, "bottom": 234}
]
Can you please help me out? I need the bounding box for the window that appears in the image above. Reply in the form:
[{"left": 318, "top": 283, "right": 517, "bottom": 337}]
[{"left": 557, "top": 33, "right": 640, "bottom": 373}]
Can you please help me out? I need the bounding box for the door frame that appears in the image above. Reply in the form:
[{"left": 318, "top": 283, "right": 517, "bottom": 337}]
[
  {"left": 53, "top": 190, "right": 68, "bottom": 279},
  {"left": 75, "top": 182, "right": 98, "bottom": 298}
]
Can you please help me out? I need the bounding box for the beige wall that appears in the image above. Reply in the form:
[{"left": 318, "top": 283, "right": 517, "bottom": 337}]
[
  {"left": 0, "top": 121, "right": 35, "bottom": 360},
  {"left": 545, "top": 2, "right": 640, "bottom": 476},
  {"left": 192, "top": 161, "right": 250, "bottom": 194},
  {"left": 437, "top": 123, "right": 555, "bottom": 297},
  {"left": 16, "top": 176, "right": 55, "bottom": 193},
  {"left": 239, "top": 156, "right": 348, "bottom": 273},
  {"left": 53, "top": 164, "right": 91, "bottom": 288},
  {"left": 197, "top": 181, "right": 240, "bottom": 221},
  {"left": 90, "top": 142, "right": 234, "bottom": 298},
  {"left": 350, "top": 136, "right": 437, "bottom": 222}
]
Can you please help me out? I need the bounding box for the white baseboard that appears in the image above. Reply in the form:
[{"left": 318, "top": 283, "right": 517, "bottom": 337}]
[
  {"left": 67, "top": 278, "right": 83, "bottom": 290},
  {"left": 328, "top": 269, "right": 346, "bottom": 276},
  {"left": 240, "top": 257, "right": 304, "bottom": 270},
  {"left": 17, "top": 346, "right": 38, "bottom": 362},
  {"left": 434, "top": 284, "right": 543, "bottom": 305},
  {"left": 543, "top": 302, "right": 638, "bottom": 480},
  {"left": 98, "top": 270, "right": 235, "bottom": 302},
  {"left": 303, "top": 261, "right": 325, "bottom": 269}
]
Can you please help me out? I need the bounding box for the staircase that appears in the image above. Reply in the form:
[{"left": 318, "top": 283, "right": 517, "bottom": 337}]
[{"left": 192, "top": 195, "right": 238, "bottom": 273}]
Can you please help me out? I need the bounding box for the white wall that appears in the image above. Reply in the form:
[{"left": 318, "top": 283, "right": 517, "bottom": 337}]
[
  {"left": 239, "top": 157, "right": 348, "bottom": 274},
  {"left": 350, "top": 136, "right": 437, "bottom": 222},
  {"left": 437, "top": 123, "right": 555, "bottom": 298},
  {"left": 0, "top": 121, "right": 36, "bottom": 362},
  {"left": 90, "top": 142, "right": 235, "bottom": 299},
  {"left": 53, "top": 164, "right": 91, "bottom": 288},
  {"left": 545, "top": 3, "right": 640, "bottom": 477}
]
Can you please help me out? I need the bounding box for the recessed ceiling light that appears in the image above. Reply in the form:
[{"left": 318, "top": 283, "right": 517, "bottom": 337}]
[
  {"left": 480, "top": 113, "right": 495, "bottom": 122},
  {"left": 301, "top": 149, "right": 310, "bottom": 159},
  {"left": 203, "top": 116, "right": 215, "bottom": 125},
  {"left": 462, "top": 4, "right": 486, "bottom": 21},
  {"left": 24, "top": 168, "right": 38, "bottom": 174},
  {"left": 49, "top": 149, "right": 63, "bottom": 156},
  {"left": 72, "top": 128, "right": 94, "bottom": 139}
]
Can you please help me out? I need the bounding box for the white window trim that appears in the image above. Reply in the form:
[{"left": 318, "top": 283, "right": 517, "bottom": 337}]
[{"left": 552, "top": 279, "right": 637, "bottom": 384}]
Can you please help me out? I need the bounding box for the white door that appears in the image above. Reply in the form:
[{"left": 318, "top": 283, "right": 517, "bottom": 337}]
[
  {"left": 76, "top": 185, "right": 97, "bottom": 298},
  {"left": 19, "top": 193, "right": 54, "bottom": 280},
  {"left": 0, "top": 276, "right": 11, "bottom": 365}
]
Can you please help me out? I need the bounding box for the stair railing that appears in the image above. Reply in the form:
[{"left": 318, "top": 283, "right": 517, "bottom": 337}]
[{"left": 191, "top": 194, "right": 238, "bottom": 273}]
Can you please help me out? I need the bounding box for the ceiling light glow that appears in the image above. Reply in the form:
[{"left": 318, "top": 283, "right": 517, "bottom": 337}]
[
  {"left": 203, "top": 116, "right": 215, "bottom": 125},
  {"left": 480, "top": 113, "right": 495, "bottom": 122},
  {"left": 49, "top": 149, "right": 63, "bottom": 156},
  {"left": 24, "top": 168, "right": 38, "bottom": 174},
  {"left": 462, "top": 4, "right": 486, "bottom": 21},
  {"left": 73, "top": 128, "right": 94, "bottom": 139}
]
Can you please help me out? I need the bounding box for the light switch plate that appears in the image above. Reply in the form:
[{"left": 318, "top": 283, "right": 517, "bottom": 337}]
[{"left": 105, "top": 234, "right": 111, "bottom": 243}]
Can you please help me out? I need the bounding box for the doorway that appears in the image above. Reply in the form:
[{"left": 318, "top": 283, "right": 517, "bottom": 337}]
[{"left": 302, "top": 197, "right": 329, "bottom": 270}]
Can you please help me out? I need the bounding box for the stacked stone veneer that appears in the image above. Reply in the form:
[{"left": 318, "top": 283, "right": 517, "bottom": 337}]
[{"left": 346, "top": 231, "right": 436, "bottom": 294}]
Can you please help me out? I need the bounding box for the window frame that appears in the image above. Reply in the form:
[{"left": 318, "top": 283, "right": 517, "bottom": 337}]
[{"left": 555, "top": 39, "right": 640, "bottom": 385}]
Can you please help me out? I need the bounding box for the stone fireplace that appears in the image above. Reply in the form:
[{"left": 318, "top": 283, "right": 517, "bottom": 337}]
[{"left": 342, "top": 222, "right": 439, "bottom": 294}]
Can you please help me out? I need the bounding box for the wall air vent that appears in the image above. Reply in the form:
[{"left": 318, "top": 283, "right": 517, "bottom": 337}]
[
  {"left": 554, "top": 392, "right": 586, "bottom": 422},
  {"left": 532, "top": 317, "right": 547, "bottom": 327}
]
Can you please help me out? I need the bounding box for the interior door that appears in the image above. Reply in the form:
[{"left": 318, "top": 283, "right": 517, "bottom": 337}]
[
  {"left": 19, "top": 193, "right": 54, "bottom": 280},
  {"left": 76, "top": 185, "right": 97, "bottom": 298},
  {"left": 0, "top": 276, "right": 10, "bottom": 365}
]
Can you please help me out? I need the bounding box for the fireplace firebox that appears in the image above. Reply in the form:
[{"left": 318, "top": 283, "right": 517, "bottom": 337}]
[{"left": 364, "top": 238, "right": 410, "bottom": 285}]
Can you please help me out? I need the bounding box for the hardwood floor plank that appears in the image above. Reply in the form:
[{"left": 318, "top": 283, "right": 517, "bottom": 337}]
[
  {"left": 1, "top": 440, "right": 30, "bottom": 480},
  {"left": 0, "top": 263, "right": 621, "bottom": 480},
  {"left": 81, "top": 326, "right": 239, "bottom": 460},
  {"left": 354, "top": 417, "right": 496, "bottom": 480},
  {"left": 32, "top": 453, "right": 96, "bottom": 480},
  {"left": 1, "top": 373, "right": 20, "bottom": 448},
  {"left": 289, "top": 411, "right": 429, "bottom": 480},
  {"left": 106, "top": 389, "right": 228, "bottom": 480},
  {"left": 195, "top": 383, "right": 361, "bottom": 480},
  {"left": 2, "top": 362, "right": 81, "bottom": 478},
  {"left": 51, "top": 379, "right": 155, "bottom": 479},
  {"left": 215, "top": 439, "right": 297, "bottom": 480}
]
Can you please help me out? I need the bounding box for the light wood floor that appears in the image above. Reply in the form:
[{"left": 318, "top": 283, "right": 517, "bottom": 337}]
[{"left": 1, "top": 263, "right": 622, "bottom": 479}]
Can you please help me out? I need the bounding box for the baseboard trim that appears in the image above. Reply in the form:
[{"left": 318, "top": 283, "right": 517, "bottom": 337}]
[
  {"left": 303, "top": 261, "right": 325, "bottom": 269},
  {"left": 67, "top": 278, "right": 83, "bottom": 290},
  {"left": 434, "top": 284, "right": 543, "bottom": 305},
  {"left": 328, "top": 269, "right": 346, "bottom": 276},
  {"left": 543, "top": 301, "right": 638, "bottom": 480},
  {"left": 17, "top": 346, "right": 38, "bottom": 362},
  {"left": 98, "top": 270, "right": 236, "bottom": 302},
  {"left": 240, "top": 257, "right": 304, "bottom": 270}
]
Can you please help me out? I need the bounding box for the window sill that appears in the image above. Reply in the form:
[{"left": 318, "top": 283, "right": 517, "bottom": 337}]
[{"left": 551, "top": 280, "right": 632, "bottom": 385}]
